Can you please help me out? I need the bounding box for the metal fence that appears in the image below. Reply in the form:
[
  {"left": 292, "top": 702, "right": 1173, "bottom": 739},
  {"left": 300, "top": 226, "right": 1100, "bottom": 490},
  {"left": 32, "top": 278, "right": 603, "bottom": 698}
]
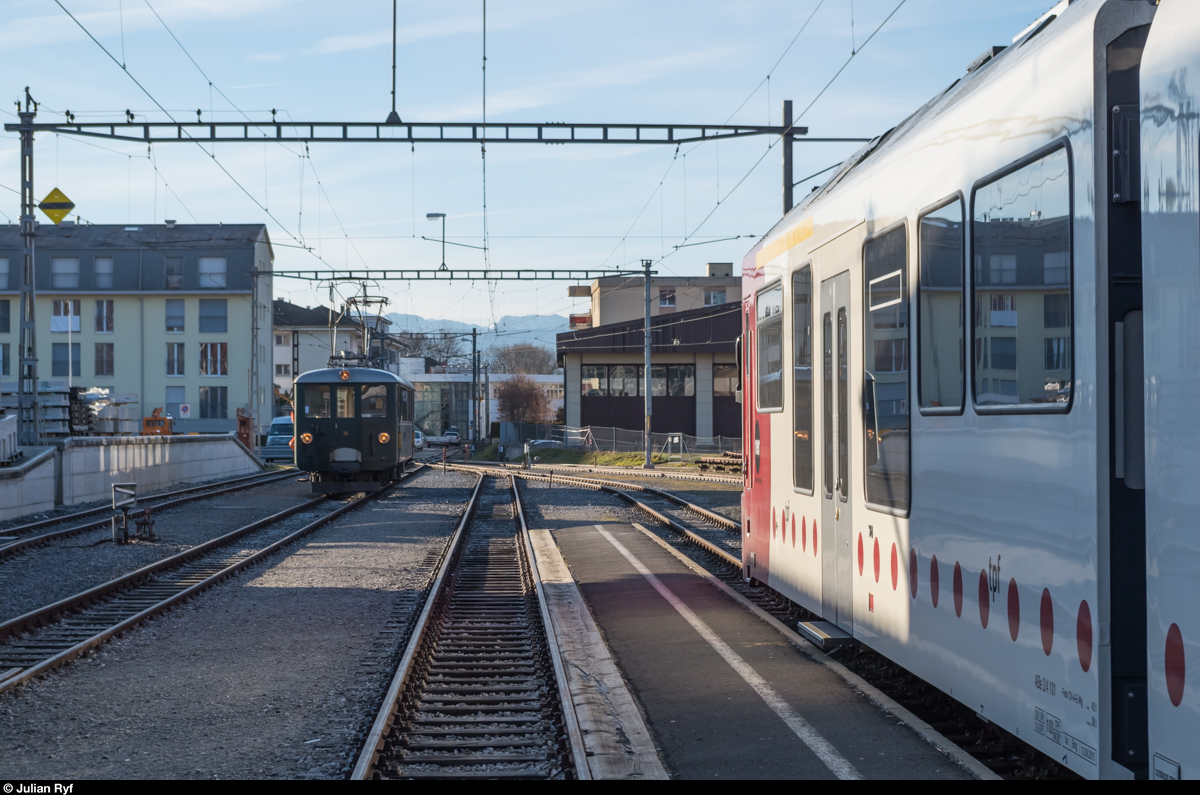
[{"left": 551, "top": 425, "right": 741, "bottom": 461}]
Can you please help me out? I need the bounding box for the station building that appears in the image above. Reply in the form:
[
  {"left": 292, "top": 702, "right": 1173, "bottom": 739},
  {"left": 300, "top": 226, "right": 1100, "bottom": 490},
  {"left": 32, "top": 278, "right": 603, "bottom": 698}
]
[
  {"left": 557, "top": 302, "right": 740, "bottom": 439},
  {"left": 569, "top": 262, "right": 741, "bottom": 329},
  {"left": 0, "top": 221, "right": 274, "bottom": 434}
]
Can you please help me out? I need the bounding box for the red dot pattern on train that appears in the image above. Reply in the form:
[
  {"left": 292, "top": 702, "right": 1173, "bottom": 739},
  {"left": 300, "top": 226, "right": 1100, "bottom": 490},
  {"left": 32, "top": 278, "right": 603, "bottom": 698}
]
[
  {"left": 1040, "top": 589, "right": 1054, "bottom": 656},
  {"left": 930, "top": 556, "right": 940, "bottom": 608},
  {"left": 1166, "top": 623, "right": 1186, "bottom": 707},
  {"left": 1007, "top": 579, "right": 1020, "bottom": 641},
  {"left": 1078, "top": 601, "right": 1093, "bottom": 673},
  {"left": 953, "top": 562, "right": 963, "bottom": 617},
  {"left": 857, "top": 534, "right": 864, "bottom": 576},
  {"left": 890, "top": 543, "right": 899, "bottom": 592},
  {"left": 909, "top": 548, "right": 918, "bottom": 600},
  {"left": 801, "top": 516, "right": 807, "bottom": 552},
  {"left": 873, "top": 538, "right": 881, "bottom": 584},
  {"left": 978, "top": 570, "right": 990, "bottom": 629}
]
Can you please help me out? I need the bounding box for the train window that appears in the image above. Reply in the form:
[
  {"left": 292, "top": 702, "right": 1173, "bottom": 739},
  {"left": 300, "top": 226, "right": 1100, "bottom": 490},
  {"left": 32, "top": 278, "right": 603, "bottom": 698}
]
[
  {"left": 971, "top": 144, "right": 1072, "bottom": 410},
  {"left": 361, "top": 385, "right": 388, "bottom": 418},
  {"left": 918, "top": 198, "right": 964, "bottom": 411},
  {"left": 581, "top": 365, "right": 607, "bottom": 397},
  {"left": 304, "top": 386, "right": 331, "bottom": 419},
  {"left": 335, "top": 386, "right": 356, "bottom": 419},
  {"left": 863, "top": 224, "right": 910, "bottom": 512},
  {"left": 399, "top": 388, "right": 412, "bottom": 421},
  {"left": 756, "top": 283, "right": 784, "bottom": 410},
  {"left": 793, "top": 266, "right": 814, "bottom": 492}
]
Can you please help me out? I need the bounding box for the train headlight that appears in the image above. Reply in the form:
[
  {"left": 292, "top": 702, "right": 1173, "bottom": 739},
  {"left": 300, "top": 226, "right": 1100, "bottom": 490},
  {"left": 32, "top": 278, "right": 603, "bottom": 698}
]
[
  {"left": 378, "top": 432, "right": 390, "bottom": 444},
  {"left": 339, "top": 369, "right": 350, "bottom": 381},
  {"left": 300, "top": 432, "right": 314, "bottom": 444}
]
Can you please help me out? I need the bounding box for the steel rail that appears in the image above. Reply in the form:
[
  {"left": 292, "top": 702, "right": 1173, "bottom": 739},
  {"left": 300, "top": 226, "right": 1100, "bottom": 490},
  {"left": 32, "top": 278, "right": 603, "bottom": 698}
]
[
  {"left": 470, "top": 459, "right": 741, "bottom": 485},
  {"left": 351, "top": 473, "right": 483, "bottom": 779},
  {"left": 0, "top": 467, "right": 423, "bottom": 694},
  {"left": 511, "top": 476, "right": 591, "bottom": 780},
  {"left": 0, "top": 469, "right": 298, "bottom": 558}
]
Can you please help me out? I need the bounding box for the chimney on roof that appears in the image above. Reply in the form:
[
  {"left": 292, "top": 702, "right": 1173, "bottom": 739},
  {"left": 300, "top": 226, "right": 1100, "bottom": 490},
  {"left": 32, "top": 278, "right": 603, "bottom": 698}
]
[
  {"left": 165, "top": 219, "right": 176, "bottom": 229},
  {"left": 706, "top": 262, "right": 733, "bottom": 277}
]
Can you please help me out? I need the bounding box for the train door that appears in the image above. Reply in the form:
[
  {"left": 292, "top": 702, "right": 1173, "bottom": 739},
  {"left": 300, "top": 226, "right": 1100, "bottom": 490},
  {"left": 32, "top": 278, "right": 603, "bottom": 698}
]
[{"left": 821, "top": 271, "right": 853, "bottom": 632}]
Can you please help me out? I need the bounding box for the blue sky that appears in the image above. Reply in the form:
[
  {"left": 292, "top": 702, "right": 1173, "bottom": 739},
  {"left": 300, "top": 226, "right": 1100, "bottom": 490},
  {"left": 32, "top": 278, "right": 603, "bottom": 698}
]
[{"left": 0, "top": 0, "right": 1055, "bottom": 330}]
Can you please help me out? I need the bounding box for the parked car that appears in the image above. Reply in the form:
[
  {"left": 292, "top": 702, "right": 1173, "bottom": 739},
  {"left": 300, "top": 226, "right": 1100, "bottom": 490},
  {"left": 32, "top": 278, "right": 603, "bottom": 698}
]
[
  {"left": 261, "top": 415, "right": 295, "bottom": 462},
  {"left": 414, "top": 429, "right": 425, "bottom": 450},
  {"left": 528, "top": 439, "right": 562, "bottom": 449}
]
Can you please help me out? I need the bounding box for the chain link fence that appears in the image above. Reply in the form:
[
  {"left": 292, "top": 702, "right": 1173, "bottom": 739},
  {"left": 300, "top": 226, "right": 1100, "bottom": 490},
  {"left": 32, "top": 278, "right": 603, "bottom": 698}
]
[{"left": 497, "top": 422, "right": 741, "bottom": 462}]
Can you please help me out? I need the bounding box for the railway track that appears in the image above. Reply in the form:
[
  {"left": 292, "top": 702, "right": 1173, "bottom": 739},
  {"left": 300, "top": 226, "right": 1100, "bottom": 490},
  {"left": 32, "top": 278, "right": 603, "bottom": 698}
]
[
  {"left": 0, "top": 466, "right": 423, "bottom": 694},
  {"left": 354, "top": 473, "right": 585, "bottom": 780},
  {"left": 0, "top": 469, "right": 300, "bottom": 562},
  {"left": 469, "top": 459, "right": 741, "bottom": 485}
]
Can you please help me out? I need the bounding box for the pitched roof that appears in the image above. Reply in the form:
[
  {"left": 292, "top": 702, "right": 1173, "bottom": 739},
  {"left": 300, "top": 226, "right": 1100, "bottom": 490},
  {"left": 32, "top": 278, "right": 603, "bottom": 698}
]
[
  {"left": 273, "top": 299, "right": 364, "bottom": 329},
  {"left": 0, "top": 223, "right": 271, "bottom": 258}
]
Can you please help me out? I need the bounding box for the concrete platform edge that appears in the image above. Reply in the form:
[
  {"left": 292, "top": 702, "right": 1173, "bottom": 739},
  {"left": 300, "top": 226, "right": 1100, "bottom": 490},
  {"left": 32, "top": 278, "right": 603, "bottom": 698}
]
[
  {"left": 528, "top": 526, "right": 669, "bottom": 780},
  {"left": 628, "top": 522, "right": 1001, "bottom": 782}
]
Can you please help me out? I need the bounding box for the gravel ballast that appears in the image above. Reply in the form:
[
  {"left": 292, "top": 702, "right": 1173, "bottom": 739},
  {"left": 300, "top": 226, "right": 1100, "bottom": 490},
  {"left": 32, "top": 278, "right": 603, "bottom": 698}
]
[
  {"left": 0, "top": 478, "right": 319, "bottom": 624},
  {"left": 0, "top": 468, "right": 476, "bottom": 780}
]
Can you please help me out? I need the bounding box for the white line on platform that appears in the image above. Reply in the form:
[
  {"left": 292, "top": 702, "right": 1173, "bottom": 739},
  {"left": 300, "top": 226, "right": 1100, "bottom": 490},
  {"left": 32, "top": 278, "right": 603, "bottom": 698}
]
[{"left": 593, "top": 524, "right": 862, "bottom": 781}]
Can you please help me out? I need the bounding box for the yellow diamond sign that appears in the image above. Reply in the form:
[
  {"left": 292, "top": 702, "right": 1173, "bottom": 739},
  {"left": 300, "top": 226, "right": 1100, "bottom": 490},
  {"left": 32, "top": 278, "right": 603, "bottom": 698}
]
[{"left": 38, "top": 188, "right": 76, "bottom": 225}]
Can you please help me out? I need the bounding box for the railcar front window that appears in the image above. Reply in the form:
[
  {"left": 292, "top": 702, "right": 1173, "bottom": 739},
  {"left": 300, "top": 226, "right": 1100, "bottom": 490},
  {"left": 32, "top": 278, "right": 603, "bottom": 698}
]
[
  {"left": 305, "top": 386, "right": 331, "bottom": 419},
  {"left": 793, "top": 266, "right": 814, "bottom": 491},
  {"left": 757, "top": 284, "right": 784, "bottom": 410},
  {"left": 361, "top": 385, "right": 388, "bottom": 418},
  {"left": 918, "top": 199, "right": 964, "bottom": 411},
  {"left": 335, "top": 386, "right": 356, "bottom": 419},
  {"left": 972, "top": 146, "right": 1072, "bottom": 409}
]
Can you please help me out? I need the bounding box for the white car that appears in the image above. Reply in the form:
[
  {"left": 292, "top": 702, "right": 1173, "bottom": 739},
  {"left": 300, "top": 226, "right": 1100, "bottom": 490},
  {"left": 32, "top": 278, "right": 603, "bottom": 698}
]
[{"left": 414, "top": 430, "right": 425, "bottom": 450}]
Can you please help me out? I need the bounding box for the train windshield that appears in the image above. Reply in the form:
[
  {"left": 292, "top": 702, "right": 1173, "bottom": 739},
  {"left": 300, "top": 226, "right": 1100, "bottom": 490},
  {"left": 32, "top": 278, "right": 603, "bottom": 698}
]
[
  {"left": 362, "top": 385, "right": 389, "bottom": 418},
  {"left": 304, "top": 386, "right": 332, "bottom": 418},
  {"left": 335, "top": 386, "right": 356, "bottom": 418}
]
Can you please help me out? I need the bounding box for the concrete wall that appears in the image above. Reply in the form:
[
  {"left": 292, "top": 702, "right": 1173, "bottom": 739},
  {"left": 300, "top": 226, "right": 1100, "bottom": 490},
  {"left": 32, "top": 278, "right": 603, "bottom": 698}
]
[
  {"left": 591, "top": 276, "right": 741, "bottom": 326},
  {"left": 0, "top": 447, "right": 57, "bottom": 522},
  {"left": 58, "top": 434, "right": 261, "bottom": 507}
]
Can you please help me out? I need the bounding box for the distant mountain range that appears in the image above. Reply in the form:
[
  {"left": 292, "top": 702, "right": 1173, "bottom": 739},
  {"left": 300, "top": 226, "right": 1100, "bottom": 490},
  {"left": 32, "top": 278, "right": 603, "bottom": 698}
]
[{"left": 384, "top": 313, "right": 569, "bottom": 351}]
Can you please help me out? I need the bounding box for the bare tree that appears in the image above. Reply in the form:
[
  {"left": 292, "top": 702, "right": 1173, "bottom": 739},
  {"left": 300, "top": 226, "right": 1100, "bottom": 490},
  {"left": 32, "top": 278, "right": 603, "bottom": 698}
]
[
  {"left": 394, "top": 331, "right": 464, "bottom": 365},
  {"left": 486, "top": 344, "right": 557, "bottom": 374},
  {"left": 495, "top": 375, "right": 552, "bottom": 423}
]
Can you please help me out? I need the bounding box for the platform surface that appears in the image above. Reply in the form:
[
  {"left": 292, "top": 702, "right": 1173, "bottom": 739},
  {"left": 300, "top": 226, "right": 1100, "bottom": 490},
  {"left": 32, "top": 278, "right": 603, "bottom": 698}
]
[{"left": 550, "top": 521, "right": 973, "bottom": 780}]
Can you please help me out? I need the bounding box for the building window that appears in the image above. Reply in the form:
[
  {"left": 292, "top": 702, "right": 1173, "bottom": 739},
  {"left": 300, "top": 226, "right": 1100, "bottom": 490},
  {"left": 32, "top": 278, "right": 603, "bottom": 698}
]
[
  {"left": 713, "top": 364, "right": 738, "bottom": 397},
  {"left": 0, "top": 299, "right": 9, "bottom": 334},
  {"left": 276, "top": 364, "right": 291, "bottom": 376},
  {"left": 275, "top": 334, "right": 287, "bottom": 346},
  {"left": 648, "top": 365, "right": 667, "bottom": 397},
  {"left": 165, "top": 257, "right": 184, "bottom": 290},
  {"left": 863, "top": 224, "right": 910, "bottom": 513},
  {"left": 1045, "top": 338, "right": 1070, "bottom": 371},
  {"left": 95, "top": 342, "right": 114, "bottom": 377},
  {"left": 94, "top": 257, "right": 114, "bottom": 289},
  {"left": 1044, "top": 294, "right": 1069, "bottom": 328},
  {"left": 200, "top": 342, "right": 228, "bottom": 376},
  {"left": 0, "top": 258, "right": 8, "bottom": 289},
  {"left": 166, "top": 299, "right": 185, "bottom": 333},
  {"left": 198, "top": 257, "right": 227, "bottom": 289},
  {"left": 95, "top": 300, "right": 114, "bottom": 333},
  {"left": 704, "top": 289, "right": 727, "bottom": 306},
  {"left": 166, "top": 343, "right": 185, "bottom": 375},
  {"left": 581, "top": 365, "right": 607, "bottom": 396},
  {"left": 199, "top": 386, "right": 228, "bottom": 419},
  {"left": 52, "top": 342, "right": 80, "bottom": 377},
  {"left": 198, "top": 299, "right": 227, "bottom": 333},
  {"left": 1, "top": 343, "right": 9, "bottom": 376},
  {"left": 51, "top": 258, "right": 80, "bottom": 289},
  {"left": 166, "top": 386, "right": 185, "bottom": 418},
  {"left": 607, "top": 365, "right": 637, "bottom": 396},
  {"left": 51, "top": 299, "right": 81, "bottom": 333},
  {"left": 972, "top": 145, "right": 1072, "bottom": 409},
  {"left": 756, "top": 283, "right": 784, "bottom": 410},
  {"left": 659, "top": 287, "right": 676, "bottom": 308},
  {"left": 918, "top": 197, "right": 964, "bottom": 411},
  {"left": 667, "top": 365, "right": 695, "bottom": 397}
]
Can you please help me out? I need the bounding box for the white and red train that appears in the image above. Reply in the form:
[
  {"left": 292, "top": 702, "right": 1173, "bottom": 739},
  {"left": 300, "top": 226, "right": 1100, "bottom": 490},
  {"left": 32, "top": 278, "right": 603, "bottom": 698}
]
[{"left": 739, "top": 0, "right": 1198, "bottom": 779}]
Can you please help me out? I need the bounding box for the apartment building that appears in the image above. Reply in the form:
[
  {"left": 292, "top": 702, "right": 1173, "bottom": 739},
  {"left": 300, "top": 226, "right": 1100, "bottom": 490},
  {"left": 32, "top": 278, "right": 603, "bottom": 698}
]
[
  {"left": 569, "top": 262, "right": 741, "bottom": 329},
  {"left": 0, "top": 222, "right": 273, "bottom": 434}
]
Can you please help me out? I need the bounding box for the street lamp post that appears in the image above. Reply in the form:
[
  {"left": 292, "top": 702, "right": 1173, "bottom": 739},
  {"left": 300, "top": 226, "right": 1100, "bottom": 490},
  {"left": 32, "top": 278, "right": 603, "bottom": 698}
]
[{"left": 426, "top": 212, "right": 447, "bottom": 270}]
